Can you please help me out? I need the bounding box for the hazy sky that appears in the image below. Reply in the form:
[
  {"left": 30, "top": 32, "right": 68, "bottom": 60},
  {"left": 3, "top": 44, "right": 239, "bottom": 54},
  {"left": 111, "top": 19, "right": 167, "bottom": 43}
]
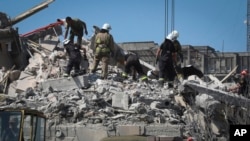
[{"left": 0, "top": 0, "right": 247, "bottom": 52}]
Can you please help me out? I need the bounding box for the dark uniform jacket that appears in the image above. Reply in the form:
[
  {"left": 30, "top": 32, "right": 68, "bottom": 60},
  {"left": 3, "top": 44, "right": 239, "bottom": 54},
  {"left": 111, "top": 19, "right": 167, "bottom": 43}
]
[
  {"left": 65, "top": 44, "right": 81, "bottom": 60},
  {"left": 159, "top": 39, "right": 176, "bottom": 62}
]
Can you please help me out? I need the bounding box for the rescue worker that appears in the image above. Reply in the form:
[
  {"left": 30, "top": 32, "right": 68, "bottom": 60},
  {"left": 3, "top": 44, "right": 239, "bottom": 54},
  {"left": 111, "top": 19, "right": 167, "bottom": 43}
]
[
  {"left": 91, "top": 23, "right": 115, "bottom": 79},
  {"left": 2, "top": 117, "right": 19, "bottom": 141},
  {"left": 156, "top": 36, "right": 177, "bottom": 87},
  {"left": 167, "top": 30, "right": 183, "bottom": 65},
  {"left": 228, "top": 70, "right": 249, "bottom": 97},
  {"left": 122, "top": 52, "right": 148, "bottom": 81},
  {"left": 167, "top": 30, "right": 184, "bottom": 82},
  {"left": 63, "top": 39, "right": 82, "bottom": 77},
  {"left": 64, "top": 16, "right": 88, "bottom": 45}
]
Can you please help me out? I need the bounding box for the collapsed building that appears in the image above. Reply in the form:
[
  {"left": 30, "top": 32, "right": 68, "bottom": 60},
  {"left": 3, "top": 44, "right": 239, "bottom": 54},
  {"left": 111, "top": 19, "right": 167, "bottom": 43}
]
[
  {"left": 0, "top": 2, "right": 250, "bottom": 141},
  {"left": 0, "top": 21, "right": 249, "bottom": 141}
]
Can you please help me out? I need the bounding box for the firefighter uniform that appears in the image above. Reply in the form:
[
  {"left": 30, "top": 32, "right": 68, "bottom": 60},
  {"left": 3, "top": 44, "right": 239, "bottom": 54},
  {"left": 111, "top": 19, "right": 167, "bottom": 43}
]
[
  {"left": 122, "top": 53, "right": 147, "bottom": 81},
  {"left": 91, "top": 23, "right": 114, "bottom": 79},
  {"left": 156, "top": 38, "right": 177, "bottom": 87}
]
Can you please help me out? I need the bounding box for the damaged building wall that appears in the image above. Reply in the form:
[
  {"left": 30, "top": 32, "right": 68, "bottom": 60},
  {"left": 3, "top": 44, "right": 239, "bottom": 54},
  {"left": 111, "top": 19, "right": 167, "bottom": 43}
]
[{"left": 0, "top": 24, "right": 249, "bottom": 141}]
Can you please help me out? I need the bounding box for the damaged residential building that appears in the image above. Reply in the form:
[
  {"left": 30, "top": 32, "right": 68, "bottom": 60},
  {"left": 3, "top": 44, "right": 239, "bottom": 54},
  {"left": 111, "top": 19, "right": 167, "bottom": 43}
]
[{"left": 0, "top": 1, "right": 250, "bottom": 141}]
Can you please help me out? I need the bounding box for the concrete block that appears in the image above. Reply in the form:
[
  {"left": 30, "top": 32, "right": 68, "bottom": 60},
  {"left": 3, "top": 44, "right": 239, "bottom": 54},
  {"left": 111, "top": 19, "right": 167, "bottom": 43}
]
[
  {"left": 40, "top": 74, "right": 89, "bottom": 91},
  {"left": 112, "top": 93, "right": 129, "bottom": 110},
  {"left": 16, "top": 78, "right": 36, "bottom": 93},
  {"left": 145, "top": 125, "right": 181, "bottom": 137},
  {"left": 117, "top": 125, "right": 144, "bottom": 136},
  {"left": 67, "top": 126, "right": 76, "bottom": 137},
  {"left": 75, "top": 126, "right": 108, "bottom": 141}
]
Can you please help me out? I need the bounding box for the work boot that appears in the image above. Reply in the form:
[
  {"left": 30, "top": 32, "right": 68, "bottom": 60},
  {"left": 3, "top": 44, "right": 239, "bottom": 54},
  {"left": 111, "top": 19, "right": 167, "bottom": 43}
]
[{"left": 63, "top": 73, "right": 69, "bottom": 77}]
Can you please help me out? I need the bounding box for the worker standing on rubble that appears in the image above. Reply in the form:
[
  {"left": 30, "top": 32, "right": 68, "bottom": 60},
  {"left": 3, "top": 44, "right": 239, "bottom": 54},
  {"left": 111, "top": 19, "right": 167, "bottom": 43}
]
[
  {"left": 91, "top": 23, "right": 115, "bottom": 79},
  {"left": 228, "top": 70, "right": 249, "bottom": 97},
  {"left": 167, "top": 30, "right": 184, "bottom": 82},
  {"left": 64, "top": 16, "right": 88, "bottom": 46},
  {"left": 156, "top": 36, "right": 177, "bottom": 87},
  {"left": 167, "top": 30, "right": 183, "bottom": 65},
  {"left": 121, "top": 52, "right": 148, "bottom": 81},
  {"left": 63, "top": 39, "right": 82, "bottom": 77}
]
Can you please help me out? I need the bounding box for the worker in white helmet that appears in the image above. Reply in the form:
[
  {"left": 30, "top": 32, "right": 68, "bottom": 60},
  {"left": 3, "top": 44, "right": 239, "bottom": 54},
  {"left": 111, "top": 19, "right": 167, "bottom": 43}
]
[
  {"left": 167, "top": 30, "right": 184, "bottom": 82},
  {"left": 91, "top": 23, "right": 115, "bottom": 79},
  {"left": 167, "top": 30, "right": 183, "bottom": 65}
]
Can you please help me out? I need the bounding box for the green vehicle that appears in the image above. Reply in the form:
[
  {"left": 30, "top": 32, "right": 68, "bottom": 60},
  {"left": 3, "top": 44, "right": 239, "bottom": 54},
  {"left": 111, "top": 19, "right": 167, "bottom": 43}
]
[{"left": 0, "top": 108, "right": 46, "bottom": 141}]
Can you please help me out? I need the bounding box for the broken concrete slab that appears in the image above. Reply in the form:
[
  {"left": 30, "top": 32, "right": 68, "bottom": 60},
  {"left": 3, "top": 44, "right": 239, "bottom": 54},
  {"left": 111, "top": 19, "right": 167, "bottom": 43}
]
[
  {"left": 183, "top": 80, "right": 250, "bottom": 108},
  {"left": 39, "top": 74, "right": 90, "bottom": 91},
  {"left": 112, "top": 93, "right": 129, "bottom": 110}
]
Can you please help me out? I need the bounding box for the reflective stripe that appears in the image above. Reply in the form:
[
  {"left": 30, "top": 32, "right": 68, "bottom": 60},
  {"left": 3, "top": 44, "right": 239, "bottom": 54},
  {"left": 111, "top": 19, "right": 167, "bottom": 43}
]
[
  {"left": 122, "top": 72, "right": 128, "bottom": 77},
  {"left": 140, "top": 75, "right": 148, "bottom": 81},
  {"left": 159, "top": 78, "right": 164, "bottom": 81}
]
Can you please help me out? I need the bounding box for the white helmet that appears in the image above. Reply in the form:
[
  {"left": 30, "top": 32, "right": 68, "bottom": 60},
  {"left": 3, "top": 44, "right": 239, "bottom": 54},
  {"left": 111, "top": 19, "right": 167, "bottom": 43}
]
[
  {"left": 166, "top": 33, "right": 173, "bottom": 40},
  {"left": 171, "top": 30, "right": 179, "bottom": 39},
  {"left": 63, "top": 39, "right": 70, "bottom": 45},
  {"left": 102, "top": 23, "right": 112, "bottom": 31}
]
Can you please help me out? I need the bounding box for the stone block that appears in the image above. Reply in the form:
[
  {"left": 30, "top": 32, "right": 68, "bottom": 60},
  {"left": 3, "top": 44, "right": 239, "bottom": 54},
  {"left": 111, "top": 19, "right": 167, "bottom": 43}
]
[
  {"left": 15, "top": 78, "right": 36, "bottom": 93},
  {"left": 75, "top": 126, "right": 107, "bottom": 141},
  {"left": 112, "top": 93, "right": 129, "bottom": 110},
  {"left": 117, "top": 125, "right": 144, "bottom": 136},
  {"left": 40, "top": 74, "right": 89, "bottom": 91},
  {"left": 145, "top": 125, "right": 181, "bottom": 137}
]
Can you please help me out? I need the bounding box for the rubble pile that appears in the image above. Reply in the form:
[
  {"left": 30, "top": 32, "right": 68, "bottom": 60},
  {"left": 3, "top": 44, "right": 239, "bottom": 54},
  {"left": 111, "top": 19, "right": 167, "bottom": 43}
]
[{"left": 0, "top": 30, "right": 249, "bottom": 141}]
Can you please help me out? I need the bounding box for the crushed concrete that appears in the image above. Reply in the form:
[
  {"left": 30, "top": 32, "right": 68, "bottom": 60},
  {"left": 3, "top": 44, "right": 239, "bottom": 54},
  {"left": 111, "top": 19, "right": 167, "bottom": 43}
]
[{"left": 0, "top": 25, "right": 249, "bottom": 141}]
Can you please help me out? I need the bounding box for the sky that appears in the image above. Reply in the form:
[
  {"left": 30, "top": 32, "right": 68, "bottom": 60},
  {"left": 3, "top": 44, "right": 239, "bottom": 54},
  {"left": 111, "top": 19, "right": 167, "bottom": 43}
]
[{"left": 0, "top": 0, "right": 248, "bottom": 52}]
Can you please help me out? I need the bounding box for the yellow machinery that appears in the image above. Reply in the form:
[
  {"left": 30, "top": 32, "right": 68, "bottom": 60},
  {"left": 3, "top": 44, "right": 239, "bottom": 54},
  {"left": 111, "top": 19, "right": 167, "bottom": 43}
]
[{"left": 0, "top": 108, "right": 46, "bottom": 141}]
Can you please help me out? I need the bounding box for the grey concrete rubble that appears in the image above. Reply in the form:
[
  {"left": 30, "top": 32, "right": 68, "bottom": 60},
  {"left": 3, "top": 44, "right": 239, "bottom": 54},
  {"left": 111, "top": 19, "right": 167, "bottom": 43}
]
[{"left": 0, "top": 27, "right": 249, "bottom": 141}]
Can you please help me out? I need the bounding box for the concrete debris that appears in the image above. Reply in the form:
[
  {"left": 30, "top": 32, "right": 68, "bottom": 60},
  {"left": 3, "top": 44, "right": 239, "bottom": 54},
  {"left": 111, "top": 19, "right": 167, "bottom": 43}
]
[{"left": 0, "top": 27, "right": 249, "bottom": 141}]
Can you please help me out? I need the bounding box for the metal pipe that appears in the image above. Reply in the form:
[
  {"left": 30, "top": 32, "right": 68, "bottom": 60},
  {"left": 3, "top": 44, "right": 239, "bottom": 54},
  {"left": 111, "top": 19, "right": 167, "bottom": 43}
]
[{"left": 10, "top": 0, "right": 55, "bottom": 26}]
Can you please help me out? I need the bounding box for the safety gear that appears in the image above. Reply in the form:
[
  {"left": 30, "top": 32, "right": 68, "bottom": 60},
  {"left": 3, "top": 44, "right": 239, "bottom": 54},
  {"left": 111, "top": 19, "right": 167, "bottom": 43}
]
[
  {"left": 166, "top": 30, "right": 179, "bottom": 40},
  {"left": 122, "top": 72, "right": 128, "bottom": 79},
  {"left": 63, "top": 39, "right": 71, "bottom": 45},
  {"left": 172, "top": 30, "right": 179, "bottom": 38},
  {"left": 140, "top": 75, "right": 148, "bottom": 81},
  {"left": 63, "top": 73, "right": 69, "bottom": 77},
  {"left": 102, "top": 23, "right": 112, "bottom": 30}
]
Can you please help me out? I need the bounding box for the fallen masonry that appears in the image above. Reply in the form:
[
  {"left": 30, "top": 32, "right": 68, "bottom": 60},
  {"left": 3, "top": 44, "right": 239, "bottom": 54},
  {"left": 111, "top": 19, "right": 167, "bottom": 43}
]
[{"left": 0, "top": 25, "right": 249, "bottom": 141}]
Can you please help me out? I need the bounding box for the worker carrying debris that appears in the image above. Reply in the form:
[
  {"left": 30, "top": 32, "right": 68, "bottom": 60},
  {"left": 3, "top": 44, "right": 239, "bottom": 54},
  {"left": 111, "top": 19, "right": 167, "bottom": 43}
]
[
  {"left": 156, "top": 36, "right": 177, "bottom": 88},
  {"left": 63, "top": 39, "right": 82, "bottom": 77},
  {"left": 228, "top": 69, "right": 249, "bottom": 97},
  {"left": 91, "top": 23, "right": 115, "bottom": 79},
  {"left": 64, "top": 16, "right": 88, "bottom": 45},
  {"left": 122, "top": 52, "right": 148, "bottom": 81}
]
